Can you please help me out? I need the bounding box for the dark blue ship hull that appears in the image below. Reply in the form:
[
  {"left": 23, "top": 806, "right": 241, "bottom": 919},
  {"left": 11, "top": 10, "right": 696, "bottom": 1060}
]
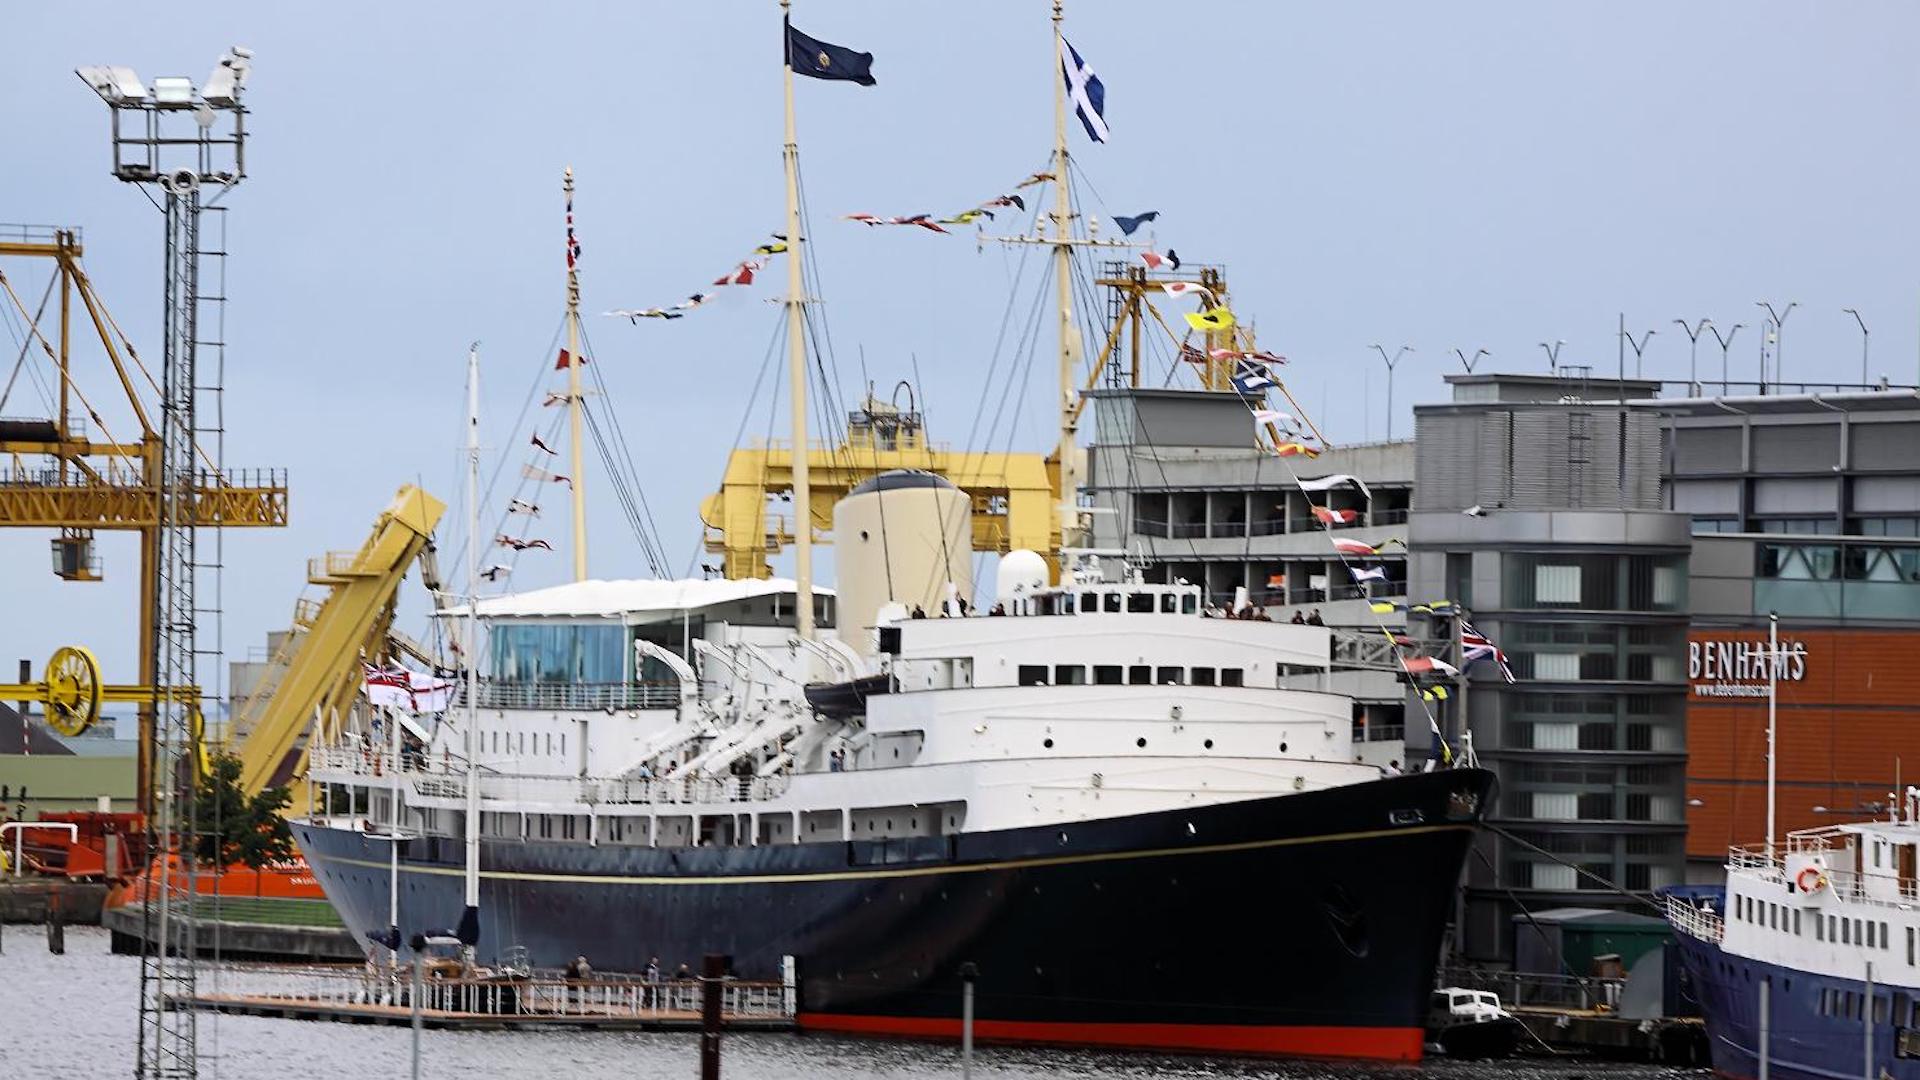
[
  {"left": 294, "top": 768, "right": 1491, "bottom": 1061},
  {"left": 1667, "top": 885, "right": 1917, "bottom": 1080}
]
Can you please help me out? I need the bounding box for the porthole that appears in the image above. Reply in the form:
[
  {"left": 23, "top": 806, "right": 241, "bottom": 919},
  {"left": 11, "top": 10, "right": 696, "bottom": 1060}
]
[
  {"left": 1136, "top": 737, "right": 1147, "bottom": 748},
  {"left": 1203, "top": 739, "right": 1214, "bottom": 750},
  {"left": 1043, "top": 738, "right": 1054, "bottom": 749},
  {"left": 1186, "top": 822, "right": 1196, "bottom": 835},
  {"left": 1279, "top": 741, "right": 1289, "bottom": 753},
  {"left": 1057, "top": 831, "right": 1069, "bottom": 845}
]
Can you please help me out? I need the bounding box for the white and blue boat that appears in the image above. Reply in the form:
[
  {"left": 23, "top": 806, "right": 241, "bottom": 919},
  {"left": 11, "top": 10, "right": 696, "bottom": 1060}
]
[{"left": 1665, "top": 805, "right": 1920, "bottom": 1079}]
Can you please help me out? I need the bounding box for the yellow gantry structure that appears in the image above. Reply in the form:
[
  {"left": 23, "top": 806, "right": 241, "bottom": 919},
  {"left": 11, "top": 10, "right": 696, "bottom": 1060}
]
[
  {"left": 230, "top": 485, "right": 445, "bottom": 798},
  {"left": 701, "top": 400, "right": 1055, "bottom": 580},
  {"left": 0, "top": 227, "right": 289, "bottom": 814}
]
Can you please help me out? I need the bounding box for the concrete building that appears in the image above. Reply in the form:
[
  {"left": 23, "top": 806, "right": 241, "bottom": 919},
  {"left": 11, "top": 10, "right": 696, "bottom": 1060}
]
[
  {"left": 1408, "top": 374, "right": 1691, "bottom": 964},
  {"left": 1085, "top": 386, "right": 1414, "bottom": 766},
  {"left": 1659, "top": 389, "right": 1920, "bottom": 879}
]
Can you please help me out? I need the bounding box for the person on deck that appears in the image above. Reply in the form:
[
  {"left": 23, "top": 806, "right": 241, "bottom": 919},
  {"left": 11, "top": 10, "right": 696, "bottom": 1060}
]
[{"left": 1306, "top": 609, "right": 1325, "bottom": 627}]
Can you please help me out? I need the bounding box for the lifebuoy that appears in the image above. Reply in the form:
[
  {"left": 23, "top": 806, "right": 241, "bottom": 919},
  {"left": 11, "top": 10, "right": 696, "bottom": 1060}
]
[{"left": 1797, "top": 866, "right": 1826, "bottom": 892}]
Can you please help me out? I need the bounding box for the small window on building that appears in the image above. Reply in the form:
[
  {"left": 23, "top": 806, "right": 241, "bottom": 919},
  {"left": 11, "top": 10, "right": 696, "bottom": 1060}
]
[
  {"left": 1220, "top": 668, "right": 1244, "bottom": 688},
  {"left": 1127, "top": 665, "right": 1151, "bottom": 685},
  {"left": 1054, "top": 665, "right": 1086, "bottom": 686},
  {"left": 1093, "top": 665, "right": 1123, "bottom": 685},
  {"left": 1018, "top": 665, "right": 1048, "bottom": 686},
  {"left": 1190, "top": 667, "right": 1217, "bottom": 687},
  {"left": 1160, "top": 594, "right": 1177, "bottom": 613},
  {"left": 1156, "top": 666, "right": 1184, "bottom": 685},
  {"left": 1104, "top": 592, "right": 1123, "bottom": 613},
  {"left": 1128, "top": 592, "right": 1155, "bottom": 614}
]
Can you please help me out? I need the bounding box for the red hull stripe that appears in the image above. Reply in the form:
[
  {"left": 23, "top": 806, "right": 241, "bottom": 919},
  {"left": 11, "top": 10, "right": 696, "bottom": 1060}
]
[{"left": 797, "top": 1013, "right": 1424, "bottom": 1061}]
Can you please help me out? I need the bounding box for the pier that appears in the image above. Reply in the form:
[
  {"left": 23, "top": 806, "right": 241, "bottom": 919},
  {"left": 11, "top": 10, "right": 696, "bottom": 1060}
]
[{"left": 178, "top": 966, "right": 796, "bottom": 1032}]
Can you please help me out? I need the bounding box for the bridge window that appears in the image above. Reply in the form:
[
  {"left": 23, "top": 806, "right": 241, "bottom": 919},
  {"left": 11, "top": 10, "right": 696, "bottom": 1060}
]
[
  {"left": 1054, "top": 665, "right": 1086, "bottom": 686},
  {"left": 1220, "top": 668, "right": 1244, "bottom": 688},
  {"left": 1018, "top": 665, "right": 1048, "bottom": 687},
  {"left": 1093, "top": 665, "right": 1123, "bottom": 686},
  {"left": 1190, "top": 667, "right": 1217, "bottom": 687},
  {"left": 1080, "top": 592, "right": 1099, "bottom": 612},
  {"left": 492, "top": 622, "right": 629, "bottom": 684},
  {"left": 1161, "top": 594, "right": 1178, "bottom": 613},
  {"left": 1182, "top": 595, "right": 1198, "bottom": 614},
  {"left": 1128, "top": 593, "right": 1155, "bottom": 614},
  {"left": 1157, "top": 666, "right": 1183, "bottom": 685},
  {"left": 1105, "top": 593, "right": 1123, "bottom": 613},
  {"left": 1127, "top": 665, "right": 1151, "bottom": 685}
]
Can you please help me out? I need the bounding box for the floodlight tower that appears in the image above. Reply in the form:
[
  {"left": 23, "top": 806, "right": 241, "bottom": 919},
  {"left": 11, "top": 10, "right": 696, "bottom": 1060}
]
[{"left": 78, "top": 47, "right": 251, "bottom": 1080}]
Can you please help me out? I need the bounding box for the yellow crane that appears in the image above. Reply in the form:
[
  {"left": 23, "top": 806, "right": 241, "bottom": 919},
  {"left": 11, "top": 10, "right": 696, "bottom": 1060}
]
[{"left": 0, "top": 226, "right": 289, "bottom": 813}]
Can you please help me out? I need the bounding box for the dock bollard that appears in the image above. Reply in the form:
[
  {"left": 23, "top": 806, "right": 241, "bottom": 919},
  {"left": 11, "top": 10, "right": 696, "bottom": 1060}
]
[
  {"left": 700, "top": 953, "right": 727, "bottom": 1080},
  {"left": 46, "top": 889, "right": 64, "bottom": 955},
  {"left": 959, "top": 962, "right": 978, "bottom": 1080}
]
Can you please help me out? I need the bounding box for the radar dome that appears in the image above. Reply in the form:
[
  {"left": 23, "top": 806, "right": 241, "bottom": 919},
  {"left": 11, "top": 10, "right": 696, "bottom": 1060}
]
[{"left": 997, "top": 549, "right": 1048, "bottom": 601}]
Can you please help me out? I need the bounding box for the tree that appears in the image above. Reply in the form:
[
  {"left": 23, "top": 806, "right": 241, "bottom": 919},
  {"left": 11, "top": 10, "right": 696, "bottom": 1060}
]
[{"left": 192, "top": 752, "right": 295, "bottom": 870}]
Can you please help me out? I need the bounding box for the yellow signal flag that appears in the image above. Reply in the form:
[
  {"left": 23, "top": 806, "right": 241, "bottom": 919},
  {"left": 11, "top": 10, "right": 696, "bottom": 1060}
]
[
  {"left": 754, "top": 241, "right": 790, "bottom": 256},
  {"left": 1185, "top": 306, "right": 1237, "bottom": 333}
]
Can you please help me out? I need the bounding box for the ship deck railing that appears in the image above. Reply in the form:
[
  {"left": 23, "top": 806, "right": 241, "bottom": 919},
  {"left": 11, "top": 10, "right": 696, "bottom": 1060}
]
[
  {"left": 1726, "top": 834, "right": 1920, "bottom": 911},
  {"left": 311, "top": 746, "right": 791, "bottom": 806},
  {"left": 460, "top": 679, "right": 683, "bottom": 712},
  {"left": 186, "top": 963, "right": 794, "bottom": 1023},
  {"left": 1662, "top": 891, "right": 1725, "bottom": 944}
]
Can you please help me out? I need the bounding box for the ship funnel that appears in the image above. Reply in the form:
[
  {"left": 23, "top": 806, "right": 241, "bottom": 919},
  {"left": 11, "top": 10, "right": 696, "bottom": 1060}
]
[{"left": 832, "top": 470, "right": 974, "bottom": 656}]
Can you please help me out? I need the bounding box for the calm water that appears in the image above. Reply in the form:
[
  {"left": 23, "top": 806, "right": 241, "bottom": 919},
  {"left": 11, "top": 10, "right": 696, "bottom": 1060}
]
[{"left": 0, "top": 927, "right": 1704, "bottom": 1080}]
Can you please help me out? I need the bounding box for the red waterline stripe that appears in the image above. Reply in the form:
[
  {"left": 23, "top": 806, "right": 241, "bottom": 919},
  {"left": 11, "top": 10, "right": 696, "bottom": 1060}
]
[{"left": 798, "top": 1013, "right": 1423, "bottom": 1061}]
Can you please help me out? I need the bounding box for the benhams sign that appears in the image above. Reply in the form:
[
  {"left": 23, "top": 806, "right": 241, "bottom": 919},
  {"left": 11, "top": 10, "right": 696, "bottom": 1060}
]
[{"left": 1689, "top": 637, "right": 1808, "bottom": 698}]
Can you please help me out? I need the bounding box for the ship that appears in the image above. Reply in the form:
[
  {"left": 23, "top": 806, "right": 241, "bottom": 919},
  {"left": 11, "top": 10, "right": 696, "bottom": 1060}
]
[
  {"left": 1665, "top": 805, "right": 1920, "bottom": 1079},
  {"left": 294, "top": 0, "right": 1495, "bottom": 1063}
]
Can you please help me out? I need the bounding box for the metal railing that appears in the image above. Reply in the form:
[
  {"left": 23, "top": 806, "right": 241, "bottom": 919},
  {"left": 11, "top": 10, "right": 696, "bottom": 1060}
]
[
  {"left": 1435, "top": 965, "right": 1628, "bottom": 1012},
  {"left": 1663, "top": 892, "right": 1725, "bottom": 943},
  {"left": 463, "top": 680, "right": 682, "bottom": 711},
  {"left": 207, "top": 964, "right": 792, "bottom": 1021},
  {"left": 310, "top": 746, "right": 790, "bottom": 807}
]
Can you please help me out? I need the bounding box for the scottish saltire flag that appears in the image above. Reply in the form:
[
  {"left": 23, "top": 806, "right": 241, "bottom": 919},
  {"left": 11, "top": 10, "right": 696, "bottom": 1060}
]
[
  {"left": 786, "top": 19, "right": 877, "bottom": 85},
  {"left": 1060, "top": 37, "right": 1108, "bottom": 143},
  {"left": 1230, "top": 360, "right": 1275, "bottom": 395}
]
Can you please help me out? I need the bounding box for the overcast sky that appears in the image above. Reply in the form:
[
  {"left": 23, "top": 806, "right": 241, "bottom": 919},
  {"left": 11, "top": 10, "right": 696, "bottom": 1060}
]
[{"left": 4, "top": 1, "right": 1918, "bottom": 691}]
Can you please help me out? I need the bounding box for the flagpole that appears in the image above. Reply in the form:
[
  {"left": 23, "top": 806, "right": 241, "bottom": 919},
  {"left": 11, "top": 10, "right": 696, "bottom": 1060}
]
[
  {"left": 565, "top": 167, "right": 589, "bottom": 583},
  {"left": 783, "top": 0, "right": 815, "bottom": 640},
  {"left": 462, "top": 342, "right": 482, "bottom": 947},
  {"left": 1051, "top": 0, "right": 1078, "bottom": 562},
  {"left": 1767, "top": 610, "right": 1778, "bottom": 861}
]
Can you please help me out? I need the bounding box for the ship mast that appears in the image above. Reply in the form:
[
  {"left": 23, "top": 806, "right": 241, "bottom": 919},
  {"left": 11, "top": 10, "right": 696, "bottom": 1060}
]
[
  {"left": 782, "top": 0, "right": 815, "bottom": 640},
  {"left": 565, "top": 167, "right": 589, "bottom": 582},
  {"left": 1050, "top": 0, "right": 1079, "bottom": 553},
  {"left": 462, "top": 342, "right": 482, "bottom": 942}
]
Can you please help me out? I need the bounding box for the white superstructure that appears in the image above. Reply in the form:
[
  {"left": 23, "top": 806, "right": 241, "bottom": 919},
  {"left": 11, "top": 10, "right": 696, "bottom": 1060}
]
[
  {"left": 308, "top": 559, "right": 1384, "bottom": 850},
  {"left": 1670, "top": 792, "right": 1920, "bottom": 990}
]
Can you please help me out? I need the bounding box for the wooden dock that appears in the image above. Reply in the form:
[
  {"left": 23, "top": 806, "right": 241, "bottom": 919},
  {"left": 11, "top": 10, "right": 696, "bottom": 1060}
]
[{"left": 174, "top": 970, "right": 795, "bottom": 1032}]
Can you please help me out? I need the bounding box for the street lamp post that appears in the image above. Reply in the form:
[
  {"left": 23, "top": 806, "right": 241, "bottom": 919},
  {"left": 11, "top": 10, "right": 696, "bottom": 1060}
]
[
  {"left": 1539, "top": 339, "right": 1565, "bottom": 374},
  {"left": 1708, "top": 322, "right": 1743, "bottom": 394},
  {"left": 1844, "top": 308, "right": 1869, "bottom": 386},
  {"left": 1624, "top": 329, "right": 1656, "bottom": 379},
  {"left": 1452, "top": 347, "right": 1490, "bottom": 374},
  {"left": 1756, "top": 300, "right": 1796, "bottom": 389},
  {"left": 1369, "top": 344, "right": 1412, "bottom": 440},
  {"left": 1674, "top": 319, "right": 1710, "bottom": 394}
]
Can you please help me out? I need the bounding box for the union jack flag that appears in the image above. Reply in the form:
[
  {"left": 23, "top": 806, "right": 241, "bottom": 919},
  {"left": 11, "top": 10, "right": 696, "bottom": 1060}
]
[{"left": 1460, "top": 619, "right": 1516, "bottom": 683}]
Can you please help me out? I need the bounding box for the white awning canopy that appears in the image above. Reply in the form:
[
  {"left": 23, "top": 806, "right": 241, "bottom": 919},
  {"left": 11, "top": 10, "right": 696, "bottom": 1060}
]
[{"left": 440, "top": 577, "right": 833, "bottom": 623}]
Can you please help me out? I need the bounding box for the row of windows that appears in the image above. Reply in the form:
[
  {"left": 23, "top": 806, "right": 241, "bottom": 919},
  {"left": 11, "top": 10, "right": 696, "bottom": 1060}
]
[
  {"left": 1817, "top": 987, "right": 1897, "bottom": 1024},
  {"left": 1016, "top": 664, "right": 1245, "bottom": 688},
  {"left": 1733, "top": 892, "right": 1917, "bottom": 962},
  {"left": 488, "top": 729, "right": 567, "bottom": 758},
  {"left": 1691, "top": 516, "right": 1920, "bottom": 538}
]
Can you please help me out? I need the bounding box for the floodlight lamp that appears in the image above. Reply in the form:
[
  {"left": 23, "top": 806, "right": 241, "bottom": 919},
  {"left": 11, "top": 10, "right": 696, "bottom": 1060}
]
[
  {"left": 151, "top": 76, "right": 194, "bottom": 105},
  {"left": 76, "top": 65, "right": 148, "bottom": 103},
  {"left": 201, "top": 65, "right": 237, "bottom": 105}
]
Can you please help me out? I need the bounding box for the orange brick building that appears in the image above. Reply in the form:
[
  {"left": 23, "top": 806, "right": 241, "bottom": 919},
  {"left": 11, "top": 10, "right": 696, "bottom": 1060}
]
[{"left": 1685, "top": 627, "right": 1920, "bottom": 862}]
